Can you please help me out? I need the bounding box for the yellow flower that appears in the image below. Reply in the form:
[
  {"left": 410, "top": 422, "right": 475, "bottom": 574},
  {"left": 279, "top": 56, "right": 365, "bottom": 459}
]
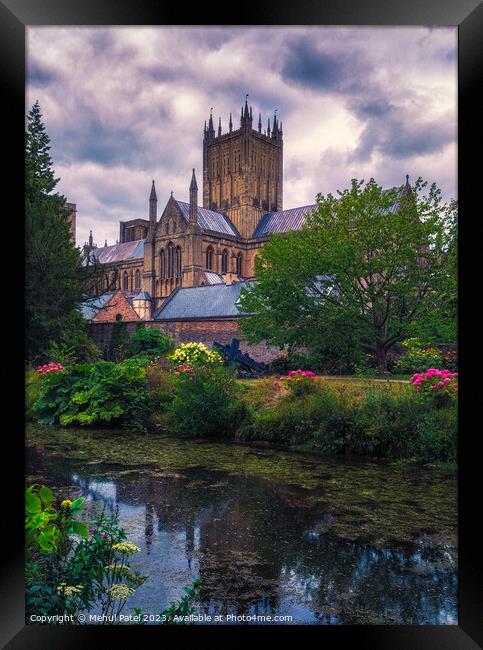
[
  {"left": 61, "top": 499, "right": 73, "bottom": 508},
  {"left": 107, "top": 584, "right": 134, "bottom": 601},
  {"left": 112, "top": 541, "right": 141, "bottom": 555}
]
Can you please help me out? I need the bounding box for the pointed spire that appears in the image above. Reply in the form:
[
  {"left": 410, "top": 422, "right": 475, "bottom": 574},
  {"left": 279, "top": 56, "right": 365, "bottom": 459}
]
[
  {"left": 258, "top": 113, "right": 262, "bottom": 133},
  {"left": 249, "top": 106, "right": 252, "bottom": 119},
  {"left": 244, "top": 94, "right": 249, "bottom": 118},
  {"left": 104, "top": 239, "right": 107, "bottom": 247},
  {"left": 149, "top": 179, "right": 157, "bottom": 201},
  {"left": 229, "top": 112, "right": 232, "bottom": 133},
  {"left": 190, "top": 168, "right": 198, "bottom": 191},
  {"left": 204, "top": 120, "right": 207, "bottom": 133},
  {"left": 267, "top": 117, "right": 271, "bottom": 137},
  {"left": 208, "top": 108, "right": 214, "bottom": 132},
  {"left": 88, "top": 230, "right": 93, "bottom": 247},
  {"left": 218, "top": 116, "right": 222, "bottom": 136},
  {"left": 189, "top": 169, "right": 198, "bottom": 223},
  {"left": 149, "top": 180, "right": 157, "bottom": 231}
]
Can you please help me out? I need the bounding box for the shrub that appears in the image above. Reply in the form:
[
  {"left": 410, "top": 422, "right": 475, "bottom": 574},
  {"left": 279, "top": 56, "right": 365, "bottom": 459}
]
[
  {"left": 394, "top": 338, "right": 443, "bottom": 374},
  {"left": 26, "top": 485, "right": 147, "bottom": 621},
  {"left": 126, "top": 326, "right": 174, "bottom": 360},
  {"left": 273, "top": 369, "right": 318, "bottom": 397},
  {"left": 32, "top": 358, "right": 150, "bottom": 432},
  {"left": 409, "top": 368, "right": 458, "bottom": 408},
  {"left": 108, "top": 318, "right": 130, "bottom": 362},
  {"left": 414, "top": 407, "right": 457, "bottom": 463},
  {"left": 169, "top": 342, "right": 223, "bottom": 368},
  {"left": 167, "top": 365, "right": 248, "bottom": 437}
]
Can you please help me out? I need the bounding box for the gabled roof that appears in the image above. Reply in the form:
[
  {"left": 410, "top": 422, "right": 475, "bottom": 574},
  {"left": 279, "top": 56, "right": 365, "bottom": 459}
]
[
  {"left": 176, "top": 201, "right": 239, "bottom": 237},
  {"left": 85, "top": 239, "right": 145, "bottom": 265},
  {"left": 154, "top": 281, "right": 253, "bottom": 320},
  {"left": 253, "top": 205, "right": 317, "bottom": 237},
  {"left": 81, "top": 291, "right": 142, "bottom": 320}
]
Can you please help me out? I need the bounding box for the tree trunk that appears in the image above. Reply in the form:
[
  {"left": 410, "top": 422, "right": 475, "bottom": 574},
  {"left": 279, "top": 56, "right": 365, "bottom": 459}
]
[{"left": 375, "top": 340, "right": 387, "bottom": 374}]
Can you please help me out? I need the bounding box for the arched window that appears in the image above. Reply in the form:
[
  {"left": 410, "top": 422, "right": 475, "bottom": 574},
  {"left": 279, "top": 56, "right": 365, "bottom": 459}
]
[
  {"left": 160, "top": 249, "right": 166, "bottom": 279},
  {"left": 111, "top": 272, "right": 117, "bottom": 289},
  {"left": 236, "top": 252, "right": 242, "bottom": 276},
  {"left": 206, "top": 246, "right": 214, "bottom": 270},
  {"left": 176, "top": 246, "right": 182, "bottom": 278},
  {"left": 123, "top": 271, "right": 129, "bottom": 290},
  {"left": 135, "top": 269, "right": 141, "bottom": 289},
  {"left": 130, "top": 270, "right": 133, "bottom": 291},
  {"left": 221, "top": 249, "right": 228, "bottom": 274},
  {"left": 167, "top": 242, "right": 175, "bottom": 277}
]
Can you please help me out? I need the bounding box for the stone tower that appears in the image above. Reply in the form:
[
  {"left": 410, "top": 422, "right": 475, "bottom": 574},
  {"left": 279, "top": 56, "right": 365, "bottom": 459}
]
[{"left": 203, "top": 97, "right": 283, "bottom": 238}]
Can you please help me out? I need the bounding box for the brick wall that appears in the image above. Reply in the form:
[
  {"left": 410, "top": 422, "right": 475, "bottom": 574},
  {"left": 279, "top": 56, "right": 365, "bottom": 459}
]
[{"left": 88, "top": 317, "right": 284, "bottom": 364}]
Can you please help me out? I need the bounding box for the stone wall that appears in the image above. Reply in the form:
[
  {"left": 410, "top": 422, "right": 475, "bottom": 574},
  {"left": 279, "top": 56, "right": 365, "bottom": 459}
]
[{"left": 88, "top": 317, "right": 284, "bottom": 364}]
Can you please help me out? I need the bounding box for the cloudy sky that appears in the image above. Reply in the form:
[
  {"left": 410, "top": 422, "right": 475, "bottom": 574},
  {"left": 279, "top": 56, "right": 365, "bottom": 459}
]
[{"left": 26, "top": 26, "right": 457, "bottom": 247}]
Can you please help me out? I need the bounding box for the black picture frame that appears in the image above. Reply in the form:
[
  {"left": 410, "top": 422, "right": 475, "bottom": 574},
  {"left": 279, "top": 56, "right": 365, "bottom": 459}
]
[{"left": 2, "top": 0, "right": 482, "bottom": 647}]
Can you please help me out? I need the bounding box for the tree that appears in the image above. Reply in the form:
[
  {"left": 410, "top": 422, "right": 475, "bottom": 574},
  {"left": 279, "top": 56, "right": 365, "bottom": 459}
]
[
  {"left": 25, "top": 101, "right": 85, "bottom": 361},
  {"left": 239, "top": 178, "right": 457, "bottom": 373}
]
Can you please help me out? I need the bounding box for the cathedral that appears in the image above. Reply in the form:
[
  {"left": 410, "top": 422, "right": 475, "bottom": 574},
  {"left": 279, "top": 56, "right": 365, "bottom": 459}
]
[{"left": 83, "top": 98, "right": 317, "bottom": 322}]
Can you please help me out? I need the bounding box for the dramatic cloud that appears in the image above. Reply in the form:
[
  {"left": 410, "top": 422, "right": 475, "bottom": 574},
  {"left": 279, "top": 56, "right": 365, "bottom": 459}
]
[{"left": 26, "top": 26, "right": 457, "bottom": 247}]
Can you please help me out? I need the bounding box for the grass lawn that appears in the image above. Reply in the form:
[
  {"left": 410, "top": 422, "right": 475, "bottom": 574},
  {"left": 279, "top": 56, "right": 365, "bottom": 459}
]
[{"left": 237, "top": 375, "right": 410, "bottom": 411}]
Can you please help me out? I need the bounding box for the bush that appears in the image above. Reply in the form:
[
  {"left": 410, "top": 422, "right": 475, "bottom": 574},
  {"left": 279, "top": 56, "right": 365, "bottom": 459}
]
[
  {"left": 26, "top": 485, "right": 147, "bottom": 621},
  {"left": 414, "top": 407, "right": 457, "bottom": 463},
  {"left": 32, "top": 358, "right": 150, "bottom": 432},
  {"left": 169, "top": 342, "right": 223, "bottom": 368},
  {"left": 273, "top": 369, "right": 318, "bottom": 397},
  {"left": 394, "top": 338, "right": 443, "bottom": 374},
  {"left": 167, "top": 365, "right": 248, "bottom": 437},
  {"left": 409, "top": 368, "right": 458, "bottom": 408},
  {"left": 126, "top": 326, "right": 174, "bottom": 360}
]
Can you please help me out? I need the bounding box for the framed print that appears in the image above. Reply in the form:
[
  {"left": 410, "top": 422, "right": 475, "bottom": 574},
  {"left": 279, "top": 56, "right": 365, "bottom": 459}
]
[{"left": 1, "top": 0, "right": 482, "bottom": 647}]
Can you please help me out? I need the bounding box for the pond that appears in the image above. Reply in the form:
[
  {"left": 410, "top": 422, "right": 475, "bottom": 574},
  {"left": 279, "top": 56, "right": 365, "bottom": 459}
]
[{"left": 26, "top": 426, "right": 457, "bottom": 625}]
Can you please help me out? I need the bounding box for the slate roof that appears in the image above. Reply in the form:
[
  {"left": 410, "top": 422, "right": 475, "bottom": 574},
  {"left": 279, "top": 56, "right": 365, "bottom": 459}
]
[
  {"left": 85, "top": 240, "right": 145, "bottom": 265},
  {"left": 80, "top": 291, "right": 141, "bottom": 320},
  {"left": 176, "top": 201, "right": 239, "bottom": 237},
  {"left": 203, "top": 271, "right": 226, "bottom": 285},
  {"left": 253, "top": 204, "right": 317, "bottom": 238},
  {"left": 154, "top": 281, "right": 253, "bottom": 320}
]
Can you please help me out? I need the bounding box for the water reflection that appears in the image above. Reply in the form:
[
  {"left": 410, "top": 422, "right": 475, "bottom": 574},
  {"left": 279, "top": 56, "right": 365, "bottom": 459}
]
[{"left": 26, "top": 450, "right": 457, "bottom": 625}]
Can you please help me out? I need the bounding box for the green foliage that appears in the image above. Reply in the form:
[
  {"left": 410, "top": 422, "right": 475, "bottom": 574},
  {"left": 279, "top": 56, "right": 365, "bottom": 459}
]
[
  {"left": 239, "top": 380, "right": 456, "bottom": 462},
  {"left": 26, "top": 102, "right": 85, "bottom": 362},
  {"left": 240, "top": 177, "right": 457, "bottom": 373},
  {"left": 126, "top": 326, "right": 174, "bottom": 359},
  {"left": 26, "top": 486, "right": 147, "bottom": 621},
  {"left": 42, "top": 312, "right": 102, "bottom": 365},
  {"left": 32, "top": 358, "right": 150, "bottom": 432},
  {"left": 108, "top": 318, "right": 130, "bottom": 362},
  {"left": 167, "top": 365, "right": 249, "bottom": 437},
  {"left": 26, "top": 368, "right": 48, "bottom": 418},
  {"left": 414, "top": 408, "right": 457, "bottom": 463},
  {"left": 394, "top": 338, "right": 443, "bottom": 374}
]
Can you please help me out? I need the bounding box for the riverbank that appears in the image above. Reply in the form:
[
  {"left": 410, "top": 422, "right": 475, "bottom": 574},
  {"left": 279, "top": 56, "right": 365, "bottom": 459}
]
[{"left": 26, "top": 423, "right": 457, "bottom": 549}]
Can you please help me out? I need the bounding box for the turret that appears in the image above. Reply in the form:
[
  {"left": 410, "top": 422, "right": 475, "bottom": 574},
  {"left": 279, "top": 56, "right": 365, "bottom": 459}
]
[
  {"left": 88, "top": 230, "right": 93, "bottom": 247},
  {"left": 189, "top": 169, "right": 198, "bottom": 224},
  {"left": 149, "top": 180, "right": 157, "bottom": 232}
]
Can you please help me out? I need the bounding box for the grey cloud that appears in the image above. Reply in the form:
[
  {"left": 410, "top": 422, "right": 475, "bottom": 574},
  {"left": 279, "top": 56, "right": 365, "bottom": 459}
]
[
  {"left": 28, "top": 60, "right": 58, "bottom": 87},
  {"left": 281, "top": 40, "right": 343, "bottom": 91}
]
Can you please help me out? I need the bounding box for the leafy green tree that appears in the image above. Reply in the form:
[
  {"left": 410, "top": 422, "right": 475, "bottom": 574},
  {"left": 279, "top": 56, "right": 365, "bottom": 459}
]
[
  {"left": 126, "top": 325, "right": 174, "bottom": 359},
  {"left": 25, "top": 101, "right": 84, "bottom": 361},
  {"left": 108, "top": 317, "right": 130, "bottom": 362},
  {"left": 240, "top": 178, "right": 456, "bottom": 373}
]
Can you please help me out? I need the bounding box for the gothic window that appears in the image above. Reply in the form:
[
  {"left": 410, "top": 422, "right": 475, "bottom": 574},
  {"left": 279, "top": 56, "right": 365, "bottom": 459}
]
[
  {"left": 176, "top": 246, "right": 182, "bottom": 278},
  {"left": 135, "top": 269, "right": 141, "bottom": 289},
  {"left": 111, "top": 272, "right": 117, "bottom": 289},
  {"left": 123, "top": 272, "right": 129, "bottom": 291},
  {"left": 236, "top": 252, "right": 242, "bottom": 276},
  {"left": 206, "top": 246, "right": 214, "bottom": 270},
  {"left": 130, "top": 270, "right": 133, "bottom": 291},
  {"left": 167, "top": 242, "right": 175, "bottom": 278},
  {"left": 160, "top": 249, "right": 166, "bottom": 278},
  {"left": 221, "top": 249, "right": 228, "bottom": 274}
]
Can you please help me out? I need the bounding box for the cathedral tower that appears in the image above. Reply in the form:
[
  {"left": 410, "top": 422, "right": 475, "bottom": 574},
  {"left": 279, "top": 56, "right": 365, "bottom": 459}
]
[{"left": 202, "top": 98, "right": 283, "bottom": 238}]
